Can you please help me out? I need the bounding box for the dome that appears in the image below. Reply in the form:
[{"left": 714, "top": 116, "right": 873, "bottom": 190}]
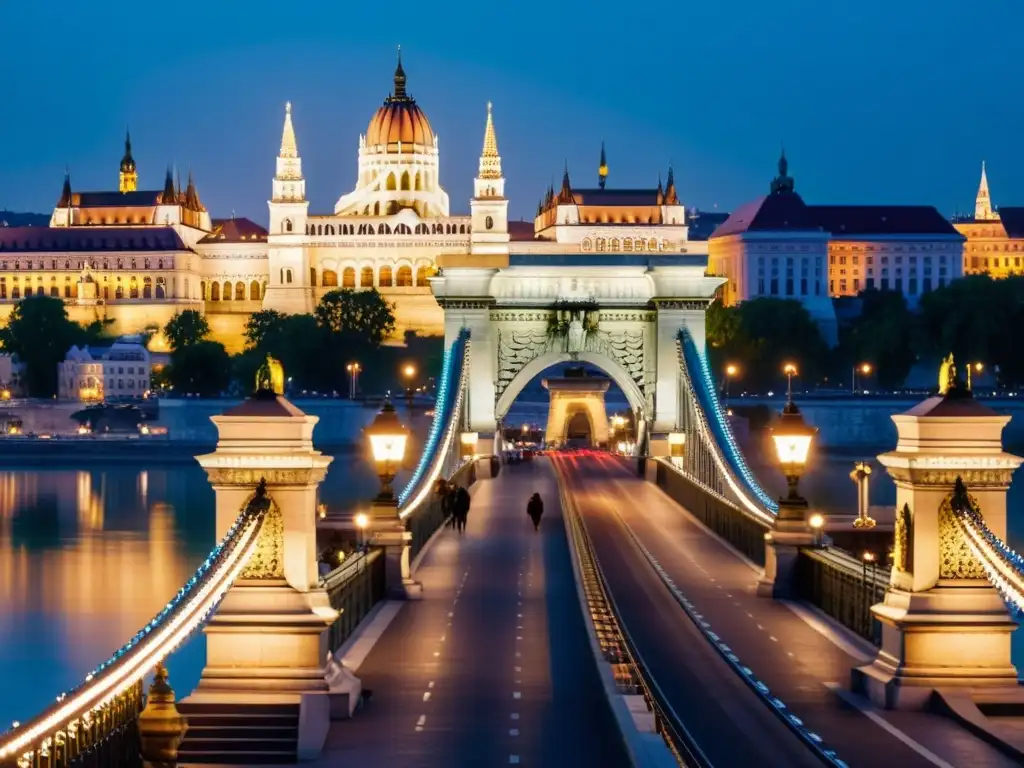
[{"left": 365, "top": 53, "right": 435, "bottom": 153}]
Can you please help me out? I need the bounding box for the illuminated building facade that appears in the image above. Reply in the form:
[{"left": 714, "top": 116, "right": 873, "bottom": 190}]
[
  {"left": 954, "top": 162, "right": 1024, "bottom": 278},
  {"left": 58, "top": 337, "right": 151, "bottom": 402}
]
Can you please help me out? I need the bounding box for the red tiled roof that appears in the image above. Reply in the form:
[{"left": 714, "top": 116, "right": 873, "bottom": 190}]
[
  {"left": 711, "top": 192, "right": 823, "bottom": 238},
  {"left": 508, "top": 221, "right": 536, "bottom": 241},
  {"left": 0, "top": 226, "right": 188, "bottom": 252},
  {"left": 199, "top": 217, "right": 269, "bottom": 244}
]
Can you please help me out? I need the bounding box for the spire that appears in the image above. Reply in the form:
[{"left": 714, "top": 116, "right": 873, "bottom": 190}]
[
  {"left": 598, "top": 141, "right": 608, "bottom": 190},
  {"left": 664, "top": 164, "right": 678, "bottom": 204},
  {"left": 280, "top": 101, "right": 298, "bottom": 159},
  {"left": 119, "top": 128, "right": 138, "bottom": 193},
  {"left": 393, "top": 45, "right": 408, "bottom": 100},
  {"left": 185, "top": 168, "right": 202, "bottom": 211},
  {"left": 161, "top": 167, "right": 176, "bottom": 204},
  {"left": 478, "top": 101, "right": 502, "bottom": 181},
  {"left": 557, "top": 162, "right": 575, "bottom": 204},
  {"left": 58, "top": 168, "right": 72, "bottom": 208},
  {"left": 656, "top": 174, "right": 664, "bottom": 206},
  {"left": 770, "top": 146, "right": 795, "bottom": 195},
  {"left": 975, "top": 161, "right": 997, "bottom": 220}
]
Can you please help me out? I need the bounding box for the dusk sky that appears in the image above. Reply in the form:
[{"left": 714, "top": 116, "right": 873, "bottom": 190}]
[{"left": 1, "top": 1, "right": 1020, "bottom": 223}]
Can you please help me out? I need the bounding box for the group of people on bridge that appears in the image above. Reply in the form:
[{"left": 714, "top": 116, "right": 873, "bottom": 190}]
[{"left": 436, "top": 479, "right": 472, "bottom": 533}]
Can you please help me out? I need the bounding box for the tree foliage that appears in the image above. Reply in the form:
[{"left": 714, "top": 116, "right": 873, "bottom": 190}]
[
  {"left": 244, "top": 309, "right": 287, "bottom": 349},
  {"left": 314, "top": 289, "right": 395, "bottom": 349},
  {"left": 841, "top": 290, "right": 915, "bottom": 390},
  {"left": 167, "top": 341, "right": 231, "bottom": 397},
  {"left": 163, "top": 310, "right": 210, "bottom": 351},
  {"left": 0, "top": 296, "right": 93, "bottom": 397}
]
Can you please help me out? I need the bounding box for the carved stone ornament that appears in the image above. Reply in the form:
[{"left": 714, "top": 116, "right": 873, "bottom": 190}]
[
  {"left": 206, "top": 468, "right": 323, "bottom": 486},
  {"left": 241, "top": 494, "right": 284, "bottom": 579},
  {"left": 893, "top": 503, "right": 912, "bottom": 573},
  {"left": 938, "top": 491, "right": 986, "bottom": 580}
]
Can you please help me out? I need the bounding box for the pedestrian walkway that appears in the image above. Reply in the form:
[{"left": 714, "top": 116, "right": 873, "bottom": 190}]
[
  {"left": 564, "top": 453, "right": 1017, "bottom": 768},
  {"left": 317, "top": 459, "right": 629, "bottom": 767}
]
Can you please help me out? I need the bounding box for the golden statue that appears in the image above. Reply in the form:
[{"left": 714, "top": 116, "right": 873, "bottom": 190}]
[
  {"left": 938, "top": 354, "right": 956, "bottom": 395},
  {"left": 255, "top": 354, "right": 285, "bottom": 395}
]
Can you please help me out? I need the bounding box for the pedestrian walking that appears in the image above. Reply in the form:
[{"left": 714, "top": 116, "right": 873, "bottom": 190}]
[
  {"left": 527, "top": 492, "right": 544, "bottom": 532},
  {"left": 436, "top": 479, "right": 456, "bottom": 529},
  {"left": 455, "top": 485, "right": 471, "bottom": 534}
]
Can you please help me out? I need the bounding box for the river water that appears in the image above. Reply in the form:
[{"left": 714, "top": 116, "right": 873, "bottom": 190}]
[{"left": 3, "top": 429, "right": 1024, "bottom": 729}]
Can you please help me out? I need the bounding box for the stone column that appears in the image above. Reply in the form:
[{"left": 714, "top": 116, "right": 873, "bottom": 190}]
[
  {"left": 852, "top": 389, "right": 1023, "bottom": 709},
  {"left": 186, "top": 391, "right": 337, "bottom": 759},
  {"left": 371, "top": 498, "right": 423, "bottom": 600}
]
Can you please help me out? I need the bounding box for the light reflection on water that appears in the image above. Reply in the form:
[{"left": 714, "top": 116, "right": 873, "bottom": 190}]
[{"left": 0, "top": 457, "right": 382, "bottom": 728}]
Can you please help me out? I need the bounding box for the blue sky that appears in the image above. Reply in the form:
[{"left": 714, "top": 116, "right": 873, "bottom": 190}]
[{"left": 0, "top": 1, "right": 1019, "bottom": 222}]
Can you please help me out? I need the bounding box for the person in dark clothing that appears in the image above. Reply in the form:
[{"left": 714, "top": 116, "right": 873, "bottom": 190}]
[
  {"left": 527, "top": 492, "right": 544, "bottom": 531},
  {"left": 454, "top": 486, "right": 471, "bottom": 534},
  {"left": 436, "top": 479, "right": 456, "bottom": 529}
]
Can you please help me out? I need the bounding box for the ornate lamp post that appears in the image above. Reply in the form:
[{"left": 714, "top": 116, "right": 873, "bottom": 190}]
[
  {"left": 782, "top": 362, "right": 798, "bottom": 399},
  {"left": 402, "top": 363, "right": 417, "bottom": 415},
  {"left": 354, "top": 512, "right": 369, "bottom": 550},
  {"left": 346, "top": 362, "right": 361, "bottom": 400},
  {"left": 852, "top": 362, "right": 872, "bottom": 393},
  {"left": 724, "top": 364, "right": 739, "bottom": 408},
  {"left": 365, "top": 401, "right": 421, "bottom": 599},
  {"left": 850, "top": 461, "right": 876, "bottom": 528},
  {"left": 771, "top": 401, "right": 816, "bottom": 513}
]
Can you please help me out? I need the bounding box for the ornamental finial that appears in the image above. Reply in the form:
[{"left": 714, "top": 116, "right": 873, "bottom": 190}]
[
  {"left": 938, "top": 353, "right": 956, "bottom": 395},
  {"left": 255, "top": 354, "right": 285, "bottom": 396}
]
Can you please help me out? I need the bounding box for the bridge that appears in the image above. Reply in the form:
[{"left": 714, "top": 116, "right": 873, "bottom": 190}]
[{"left": 4, "top": 255, "right": 1024, "bottom": 767}]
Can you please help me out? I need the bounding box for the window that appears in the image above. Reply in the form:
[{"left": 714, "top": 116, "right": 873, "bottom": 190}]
[
  {"left": 223, "top": 281, "right": 232, "bottom": 300},
  {"left": 485, "top": 215, "right": 494, "bottom": 230},
  {"left": 785, "top": 278, "right": 793, "bottom": 295},
  {"left": 596, "top": 239, "right": 605, "bottom": 252},
  {"left": 582, "top": 239, "right": 593, "bottom": 252},
  {"left": 909, "top": 278, "right": 918, "bottom": 295},
  {"left": 623, "top": 238, "right": 633, "bottom": 252},
  {"left": 770, "top": 278, "right": 778, "bottom": 295},
  {"left": 814, "top": 281, "right": 821, "bottom": 296},
  {"left": 867, "top": 277, "right": 875, "bottom": 290},
  {"left": 757, "top": 278, "right": 765, "bottom": 294},
  {"left": 840, "top": 279, "right": 848, "bottom": 293},
  {"left": 322, "top": 270, "right": 338, "bottom": 287},
  {"left": 853, "top": 278, "right": 860, "bottom": 292},
  {"left": 360, "top": 267, "right": 374, "bottom": 287},
  {"left": 379, "top": 266, "right": 393, "bottom": 287},
  {"left": 800, "top": 278, "right": 808, "bottom": 295},
  {"left": 285, "top": 269, "right": 293, "bottom": 284},
  {"left": 396, "top": 266, "right": 413, "bottom": 287},
  {"left": 343, "top": 268, "right": 356, "bottom": 288},
  {"left": 923, "top": 277, "right": 933, "bottom": 292},
  {"left": 115, "top": 285, "right": 123, "bottom": 299},
  {"left": 235, "top": 282, "right": 245, "bottom": 301},
  {"left": 211, "top": 282, "right": 220, "bottom": 301},
  {"left": 284, "top": 219, "right": 293, "bottom": 233},
  {"left": 250, "top": 280, "right": 261, "bottom": 300}
]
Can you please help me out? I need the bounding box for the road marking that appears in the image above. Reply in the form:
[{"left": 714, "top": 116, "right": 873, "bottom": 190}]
[
  {"left": 510, "top": 728, "right": 520, "bottom": 736},
  {"left": 756, "top": 624, "right": 764, "bottom": 631},
  {"left": 423, "top": 692, "right": 431, "bottom": 702},
  {"left": 509, "top": 756, "right": 520, "bottom": 765},
  {"left": 770, "top": 636, "right": 778, "bottom": 642},
  {"left": 823, "top": 683, "right": 956, "bottom": 768},
  {"left": 448, "top": 612, "right": 455, "bottom": 617},
  {"left": 440, "top": 634, "right": 446, "bottom": 641},
  {"left": 428, "top": 681, "right": 435, "bottom": 688},
  {"left": 515, "top": 651, "right": 521, "bottom": 658},
  {"left": 513, "top": 691, "right": 521, "bottom": 699},
  {"left": 511, "top": 713, "right": 519, "bottom": 720},
  {"left": 417, "top": 715, "right": 426, "bottom": 726},
  {"left": 433, "top": 651, "right": 440, "bottom": 657},
  {"left": 746, "top": 612, "right": 754, "bottom": 618},
  {"left": 516, "top": 636, "right": 522, "bottom": 640},
  {"left": 517, "top": 613, "right": 523, "bottom": 618},
  {"left": 515, "top": 666, "right": 522, "bottom": 672}
]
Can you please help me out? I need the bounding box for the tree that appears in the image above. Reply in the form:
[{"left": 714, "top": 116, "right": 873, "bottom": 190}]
[
  {"left": 244, "top": 309, "right": 287, "bottom": 349},
  {"left": 0, "top": 296, "right": 86, "bottom": 397},
  {"left": 163, "top": 310, "right": 210, "bottom": 351},
  {"left": 843, "top": 290, "right": 915, "bottom": 389},
  {"left": 167, "top": 341, "right": 231, "bottom": 397},
  {"left": 315, "top": 289, "right": 395, "bottom": 348}
]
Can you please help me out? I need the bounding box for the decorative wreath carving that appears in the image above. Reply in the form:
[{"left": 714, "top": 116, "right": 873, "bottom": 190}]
[{"left": 938, "top": 489, "right": 985, "bottom": 580}]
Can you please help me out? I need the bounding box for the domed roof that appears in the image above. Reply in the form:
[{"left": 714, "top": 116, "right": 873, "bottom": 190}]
[{"left": 365, "top": 52, "right": 435, "bottom": 153}]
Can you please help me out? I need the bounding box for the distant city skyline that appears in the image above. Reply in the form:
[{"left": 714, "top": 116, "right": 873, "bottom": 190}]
[{"left": 1, "top": 1, "right": 1021, "bottom": 222}]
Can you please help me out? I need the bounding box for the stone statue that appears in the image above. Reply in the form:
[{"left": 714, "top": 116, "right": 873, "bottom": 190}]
[
  {"left": 567, "top": 316, "right": 586, "bottom": 356},
  {"left": 938, "top": 354, "right": 956, "bottom": 395},
  {"left": 255, "top": 354, "right": 285, "bottom": 395}
]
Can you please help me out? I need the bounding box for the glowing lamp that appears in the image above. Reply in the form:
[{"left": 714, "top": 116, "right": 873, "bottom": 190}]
[
  {"left": 366, "top": 402, "right": 409, "bottom": 501},
  {"left": 808, "top": 513, "right": 825, "bottom": 530},
  {"left": 617, "top": 441, "right": 627, "bottom": 454},
  {"left": 460, "top": 431, "right": 479, "bottom": 459},
  {"left": 771, "top": 401, "right": 816, "bottom": 511},
  {"left": 355, "top": 513, "right": 369, "bottom": 530},
  {"left": 668, "top": 432, "right": 686, "bottom": 458},
  {"left": 0, "top": 388, "right": 10, "bottom": 401}
]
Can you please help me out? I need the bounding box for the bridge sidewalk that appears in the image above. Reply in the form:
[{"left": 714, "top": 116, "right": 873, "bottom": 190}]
[
  {"left": 594, "top": 455, "right": 1017, "bottom": 768},
  {"left": 313, "top": 458, "right": 628, "bottom": 768}
]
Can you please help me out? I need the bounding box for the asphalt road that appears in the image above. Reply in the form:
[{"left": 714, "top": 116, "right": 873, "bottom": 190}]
[
  {"left": 321, "top": 458, "right": 629, "bottom": 767},
  {"left": 555, "top": 452, "right": 1018, "bottom": 768}
]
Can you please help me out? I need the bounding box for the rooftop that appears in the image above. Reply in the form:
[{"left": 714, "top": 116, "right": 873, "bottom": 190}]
[
  {"left": 199, "top": 217, "right": 269, "bottom": 244},
  {"left": 809, "top": 205, "right": 961, "bottom": 237},
  {"left": 0, "top": 227, "right": 188, "bottom": 253},
  {"left": 711, "top": 192, "right": 823, "bottom": 238}
]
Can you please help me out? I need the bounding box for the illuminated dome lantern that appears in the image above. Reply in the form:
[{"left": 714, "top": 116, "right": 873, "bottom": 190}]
[{"left": 334, "top": 48, "right": 450, "bottom": 218}]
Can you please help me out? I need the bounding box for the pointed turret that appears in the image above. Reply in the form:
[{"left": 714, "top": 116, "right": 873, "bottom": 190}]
[
  {"left": 770, "top": 146, "right": 795, "bottom": 194},
  {"left": 598, "top": 141, "right": 608, "bottom": 190},
  {"left": 394, "top": 45, "right": 408, "bottom": 100},
  {"left": 656, "top": 174, "right": 665, "bottom": 206},
  {"left": 664, "top": 165, "right": 679, "bottom": 205},
  {"left": 119, "top": 129, "right": 138, "bottom": 192},
  {"left": 280, "top": 101, "right": 298, "bottom": 159},
  {"left": 58, "top": 169, "right": 73, "bottom": 208},
  {"left": 185, "top": 169, "right": 203, "bottom": 211},
  {"left": 478, "top": 101, "right": 502, "bottom": 182},
  {"left": 557, "top": 163, "right": 575, "bottom": 205},
  {"left": 975, "top": 161, "right": 997, "bottom": 220},
  {"left": 161, "top": 167, "right": 176, "bottom": 204}
]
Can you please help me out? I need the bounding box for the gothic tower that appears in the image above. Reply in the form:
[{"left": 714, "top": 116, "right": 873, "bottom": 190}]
[
  {"left": 470, "top": 102, "right": 510, "bottom": 257},
  {"left": 119, "top": 130, "right": 137, "bottom": 193},
  {"left": 975, "top": 161, "right": 998, "bottom": 221},
  {"left": 266, "top": 102, "right": 313, "bottom": 314},
  {"left": 598, "top": 141, "right": 608, "bottom": 190}
]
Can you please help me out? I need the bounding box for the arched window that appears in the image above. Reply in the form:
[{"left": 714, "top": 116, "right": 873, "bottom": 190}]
[
  {"left": 596, "top": 238, "right": 606, "bottom": 252},
  {"left": 155, "top": 278, "right": 165, "bottom": 299},
  {"left": 284, "top": 219, "right": 293, "bottom": 233},
  {"left": 395, "top": 223, "right": 411, "bottom": 235},
  {"left": 235, "top": 282, "right": 245, "bottom": 300},
  {"left": 360, "top": 266, "right": 374, "bottom": 287},
  {"left": 223, "top": 281, "right": 232, "bottom": 300},
  {"left": 200, "top": 280, "right": 207, "bottom": 300},
  {"left": 582, "top": 238, "right": 593, "bottom": 252},
  {"left": 343, "top": 267, "right": 356, "bottom": 288},
  {"left": 129, "top": 277, "right": 139, "bottom": 299},
  {"left": 24, "top": 287, "right": 32, "bottom": 298},
  {"left": 0, "top": 283, "right": 7, "bottom": 300},
  {"left": 610, "top": 238, "right": 620, "bottom": 252},
  {"left": 310, "top": 267, "right": 317, "bottom": 286},
  {"left": 115, "top": 285, "right": 124, "bottom": 299},
  {"left": 50, "top": 285, "right": 59, "bottom": 298},
  {"left": 285, "top": 269, "right": 293, "bottom": 284},
  {"left": 623, "top": 238, "right": 633, "bottom": 252},
  {"left": 400, "top": 171, "right": 410, "bottom": 191},
  {"left": 250, "top": 280, "right": 261, "bottom": 300},
  {"left": 11, "top": 286, "right": 19, "bottom": 299},
  {"left": 143, "top": 277, "right": 152, "bottom": 299},
  {"left": 210, "top": 282, "right": 220, "bottom": 301},
  {"left": 322, "top": 270, "right": 338, "bottom": 287},
  {"left": 396, "top": 266, "right": 413, "bottom": 286},
  {"left": 64, "top": 279, "right": 72, "bottom": 299},
  {"left": 459, "top": 224, "right": 466, "bottom": 234},
  {"left": 64, "top": 260, "right": 70, "bottom": 270},
  {"left": 373, "top": 202, "right": 380, "bottom": 215},
  {"left": 386, "top": 173, "right": 397, "bottom": 191},
  {"left": 415, "top": 172, "right": 422, "bottom": 191},
  {"left": 157, "top": 259, "right": 164, "bottom": 269},
  {"left": 648, "top": 238, "right": 657, "bottom": 251},
  {"left": 379, "top": 224, "right": 391, "bottom": 235},
  {"left": 379, "top": 265, "right": 393, "bottom": 287},
  {"left": 416, "top": 265, "right": 428, "bottom": 286},
  {"left": 326, "top": 225, "right": 335, "bottom": 236}
]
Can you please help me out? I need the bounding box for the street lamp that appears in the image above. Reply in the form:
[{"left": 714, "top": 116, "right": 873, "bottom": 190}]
[
  {"left": 771, "top": 399, "right": 816, "bottom": 519},
  {"left": 402, "top": 363, "right": 417, "bottom": 415},
  {"left": 346, "top": 362, "right": 361, "bottom": 400},
  {"left": 967, "top": 361, "right": 984, "bottom": 391},
  {"left": 782, "top": 363, "right": 798, "bottom": 399},
  {"left": 460, "top": 431, "right": 479, "bottom": 460},
  {"left": 808, "top": 512, "right": 825, "bottom": 546},
  {"left": 850, "top": 461, "right": 876, "bottom": 528},
  {"left": 366, "top": 402, "right": 409, "bottom": 502},
  {"left": 852, "top": 362, "right": 872, "bottom": 393},
  {"left": 355, "top": 512, "right": 370, "bottom": 549},
  {"left": 723, "top": 364, "right": 739, "bottom": 407}
]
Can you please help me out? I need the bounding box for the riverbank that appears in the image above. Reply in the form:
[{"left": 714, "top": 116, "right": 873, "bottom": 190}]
[{"left": 0, "top": 437, "right": 364, "bottom": 463}]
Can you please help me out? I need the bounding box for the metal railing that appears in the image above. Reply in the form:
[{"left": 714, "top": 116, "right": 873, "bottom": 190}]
[
  {"left": 562, "top": 468, "right": 712, "bottom": 767},
  {"left": 408, "top": 460, "right": 477, "bottom": 562},
  {"left": 797, "top": 547, "right": 888, "bottom": 646},
  {"left": 324, "top": 549, "right": 388, "bottom": 654},
  {"left": 654, "top": 458, "right": 769, "bottom": 567}
]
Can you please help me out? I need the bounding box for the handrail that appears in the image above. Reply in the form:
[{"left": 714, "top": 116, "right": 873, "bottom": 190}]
[
  {"left": 799, "top": 546, "right": 891, "bottom": 591},
  {"left": 0, "top": 490, "right": 270, "bottom": 765},
  {"left": 558, "top": 463, "right": 712, "bottom": 767},
  {"left": 320, "top": 547, "right": 380, "bottom": 591},
  {"left": 398, "top": 330, "right": 471, "bottom": 520},
  {"left": 677, "top": 330, "right": 777, "bottom": 522}
]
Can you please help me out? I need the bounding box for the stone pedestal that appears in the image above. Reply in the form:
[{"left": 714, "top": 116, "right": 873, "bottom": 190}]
[
  {"left": 757, "top": 500, "right": 813, "bottom": 598},
  {"left": 186, "top": 392, "right": 339, "bottom": 759},
  {"left": 852, "top": 389, "right": 1023, "bottom": 709},
  {"left": 372, "top": 499, "right": 423, "bottom": 599}
]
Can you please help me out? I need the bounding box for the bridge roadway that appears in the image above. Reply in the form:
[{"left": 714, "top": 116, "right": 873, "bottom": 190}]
[
  {"left": 318, "top": 459, "right": 630, "bottom": 767},
  {"left": 555, "top": 452, "right": 1019, "bottom": 768}
]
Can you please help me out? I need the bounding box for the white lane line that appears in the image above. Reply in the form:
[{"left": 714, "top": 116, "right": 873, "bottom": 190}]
[
  {"left": 510, "top": 713, "right": 519, "bottom": 720},
  {"left": 448, "top": 612, "right": 455, "bottom": 617},
  {"left": 756, "top": 624, "right": 764, "bottom": 631},
  {"left": 513, "top": 691, "right": 521, "bottom": 699},
  {"left": 433, "top": 651, "right": 440, "bottom": 657},
  {"left": 417, "top": 714, "right": 426, "bottom": 726},
  {"left": 823, "top": 683, "right": 956, "bottom": 768},
  {"left": 423, "top": 692, "right": 431, "bottom": 702},
  {"left": 515, "top": 666, "right": 522, "bottom": 673},
  {"left": 770, "top": 636, "right": 778, "bottom": 642},
  {"left": 428, "top": 681, "right": 435, "bottom": 688},
  {"left": 510, "top": 728, "right": 520, "bottom": 736},
  {"left": 515, "top": 651, "right": 521, "bottom": 658},
  {"left": 440, "top": 634, "right": 446, "bottom": 642},
  {"left": 509, "top": 757, "right": 520, "bottom": 765}
]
